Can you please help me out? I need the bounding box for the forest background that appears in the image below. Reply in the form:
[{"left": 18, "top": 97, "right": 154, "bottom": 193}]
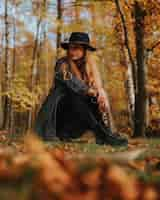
[{"left": 0, "top": 1, "right": 160, "bottom": 199}]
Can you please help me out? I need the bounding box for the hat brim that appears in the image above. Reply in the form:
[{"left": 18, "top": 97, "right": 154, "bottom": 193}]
[{"left": 60, "top": 41, "right": 96, "bottom": 51}]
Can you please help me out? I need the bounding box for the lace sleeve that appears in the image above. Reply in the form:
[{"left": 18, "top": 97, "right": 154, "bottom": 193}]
[
  {"left": 54, "top": 61, "right": 91, "bottom": 96},
  {"left": 54, "top": 58, "right": 71, "bottom": 79}
]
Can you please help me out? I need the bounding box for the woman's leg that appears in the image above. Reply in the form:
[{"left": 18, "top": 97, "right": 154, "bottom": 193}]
[
  {"left": 70, "top": 93, "right": 111, "bottom": 144},
  {"left": 56, "top": 94, "right": 72, "bottom": 137},
  {"left": 70, "top": 93, "right": 103, "bottom": 132},
  {"left": 70, "top": 93, "right": 128, "bottom": 146},
  {"left": 56, "top": 92, "right": 128, "bottom": 146}
]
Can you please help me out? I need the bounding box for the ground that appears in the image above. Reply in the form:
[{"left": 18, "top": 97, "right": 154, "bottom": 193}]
[{"left": 0, "top": 131, "right": 160, "bottom": 199}]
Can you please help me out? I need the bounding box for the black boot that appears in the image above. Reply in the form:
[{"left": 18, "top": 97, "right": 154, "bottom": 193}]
[
  {"left": 102, "top": 126, "right": 128, "bottom": 146},
  {"left": 94, "top": 121, "right": 128, "bottom": 146}
]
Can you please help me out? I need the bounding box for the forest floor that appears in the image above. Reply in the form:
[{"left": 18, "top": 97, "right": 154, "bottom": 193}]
[{"left": 0, "top": 131, "right": 160, "bottom": 199}]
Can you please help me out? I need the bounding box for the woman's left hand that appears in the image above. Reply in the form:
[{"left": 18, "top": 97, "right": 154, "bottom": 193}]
[{"left": 97, "top": 88, "right": 109, "bottom": 112}]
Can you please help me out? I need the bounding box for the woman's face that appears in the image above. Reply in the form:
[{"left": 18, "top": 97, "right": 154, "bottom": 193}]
[{"left": 68, "top": 44, "right": 86, "bottom": 60}]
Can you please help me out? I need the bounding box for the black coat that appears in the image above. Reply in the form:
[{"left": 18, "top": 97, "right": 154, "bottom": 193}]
[{"left": 33, "top": 57, "right": 102, "bottom": 140}]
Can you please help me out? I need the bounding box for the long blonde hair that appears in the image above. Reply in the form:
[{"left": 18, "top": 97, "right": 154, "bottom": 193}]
[{"left": 67, "top": 50, "right": 102, "bottom": 90}]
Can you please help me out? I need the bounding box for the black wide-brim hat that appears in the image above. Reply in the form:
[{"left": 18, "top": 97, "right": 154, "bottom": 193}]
[{"left": 61, "top": 32, "right": 96, "bottom": 51}]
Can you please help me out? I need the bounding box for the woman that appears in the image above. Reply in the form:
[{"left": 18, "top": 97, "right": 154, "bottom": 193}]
[{"left": 33, "top": 32, "right": 128, "bottom": 146}]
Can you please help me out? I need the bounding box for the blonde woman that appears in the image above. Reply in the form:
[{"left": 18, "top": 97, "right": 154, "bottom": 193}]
[{"left": 34, "top": 32, "right": 128, "bottom": 146}]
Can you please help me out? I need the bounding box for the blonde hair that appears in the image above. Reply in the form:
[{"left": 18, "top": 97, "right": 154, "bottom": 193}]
[
  {"left": 65, "top": 49, "right": 103, "bottom": 90},
  {"left": 85, "top": 51, "right": 103, "bottom": 90}
]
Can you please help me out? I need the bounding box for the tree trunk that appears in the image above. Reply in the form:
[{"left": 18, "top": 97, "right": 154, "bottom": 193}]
[
  {"left": 0, "top": 33, "right": 4, "bottom": 129},
  {"left": 133, "top": 1, "right": 147, "bottom": 137},
  {"left": 2, "top": 0, "right": 11, "bottom": 133},
  {"left": 28, "top": 1, "right": 44, "bottom": 129},
  {"left": 10, "top": 0, "right": 17, "bottom": 138},
  {"left": 56, "top": 0, "right": 62, "bottom": 59},
  {"left": 124, "top": 48, "right": 135, "bottom": 133},
  {"left": 114, "top": 13, "right": 135, "bottom": 135},
  {"left": 114, "top": 0, "right": 136, "bottom": 135},
  {"left": 0, "top": 64, "right": 3, "bottom": 129}
]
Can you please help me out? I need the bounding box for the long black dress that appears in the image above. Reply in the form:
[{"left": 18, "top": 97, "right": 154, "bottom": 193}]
[{"left": 33, "top": 56, "right": 104, "bottom": 141}]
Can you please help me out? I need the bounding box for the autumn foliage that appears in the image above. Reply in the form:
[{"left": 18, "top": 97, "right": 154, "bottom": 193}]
[{"left": 0, "top": 133, "right": 159, "bottom": 200}]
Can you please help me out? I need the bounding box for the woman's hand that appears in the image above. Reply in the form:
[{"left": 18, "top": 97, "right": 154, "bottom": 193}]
[
  {"left": 86, "top": 87, "right": 110, "bottom": 112},
  {"left": 97, "top": 88, "right": 109, "bottom": 112},
  {"left": 87, "top": 87, "right": 98, "bottom": 97}
]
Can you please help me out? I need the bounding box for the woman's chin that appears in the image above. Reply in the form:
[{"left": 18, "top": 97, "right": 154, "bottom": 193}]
[
  {"left": 71, "top": 56, "right": 84, "bottom": 61},
  {"left": 71, "top": 57, "right": 79, "bottom": 60}
]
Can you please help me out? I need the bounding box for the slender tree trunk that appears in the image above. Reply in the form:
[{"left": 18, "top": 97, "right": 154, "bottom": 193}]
[
  {"left": 28, "top": 19, "right": 41, "bottom": 129},
  {"left": 0, "top": 33, "right": 4, "bottom": 129},
  {"left": 2, "top": 0, "right": 11, "bottom": 132},
  {"left": 133, "top": 1, "right": 147, "bottom": 137},
  {"left": 144, "top": 51, "right": 150, "bottom": 128},
  {"left": 124, "top": 48, "right": 135, "bottom": 132},
  {"left": 114, "top": 0, "right": 136, "bottom": 135},
  {"left": 28, "top": 0, "right": 48, "bottom": 130},
  {"left": 34, "top": 27, "right": 44, "bottom": 118},
  {"left": 9, "top": 0, "right": 17, "bottom": 138},
  {"left": 12, "top": 2, "right": 16, "bottom": 76},
  {"left": 114, "top": 0, "right": 137, "bottom": 93},
  {"left": 0, "top": 66, "right": 3, "bottom": 129},
  {"left": 115, "top": 16, "right": 135, "bottom": 134},
  {"left": 44, "top": 31, "right": 50, "bottom": 96},
  {"left": 28, "top": 2, "right": 43, "bottom": 129},
  {"left": 56, "top": 0, "right": 62, "bottom": 59}
]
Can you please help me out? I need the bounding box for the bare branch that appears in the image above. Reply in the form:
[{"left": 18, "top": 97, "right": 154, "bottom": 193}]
[{"left": 146, "top": 40, "right": 160, "bottom": 52}]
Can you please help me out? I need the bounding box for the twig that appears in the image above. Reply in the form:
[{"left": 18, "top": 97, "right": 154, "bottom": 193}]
[{"left": 146, "top": 40, "right": 160, "bottom": 52}]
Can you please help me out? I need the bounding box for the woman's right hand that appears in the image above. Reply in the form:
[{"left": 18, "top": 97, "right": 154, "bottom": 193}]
[{"left": 87, "top": 87, "right": 98, "bottom": 97}]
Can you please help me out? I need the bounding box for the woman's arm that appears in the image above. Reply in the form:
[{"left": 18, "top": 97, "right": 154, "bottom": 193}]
[
  {"left": 88, "top": 57, "right": 110, "bottom": 112},
  {"left": 87, "top": 57, "right": 103, "bottom": 91}
]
